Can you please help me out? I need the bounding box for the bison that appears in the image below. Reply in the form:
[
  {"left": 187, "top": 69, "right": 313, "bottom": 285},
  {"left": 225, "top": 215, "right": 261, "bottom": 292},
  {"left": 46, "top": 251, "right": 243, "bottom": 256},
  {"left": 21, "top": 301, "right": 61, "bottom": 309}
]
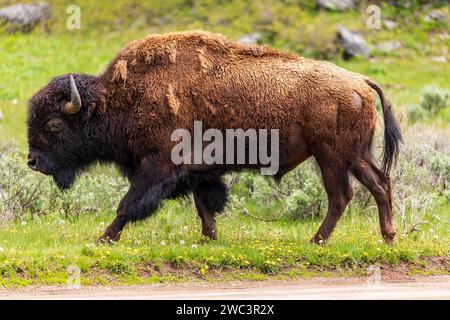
[{"left": 27, "top": 31, "right": 402, "bottom": 244}]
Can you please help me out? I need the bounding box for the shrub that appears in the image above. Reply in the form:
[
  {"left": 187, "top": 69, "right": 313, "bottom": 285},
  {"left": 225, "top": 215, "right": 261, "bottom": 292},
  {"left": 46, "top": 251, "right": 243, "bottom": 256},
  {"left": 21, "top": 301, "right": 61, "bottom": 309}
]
[
  {"left": 0, "top": 146, "right": 44, "bottom": 223},
  {"left": 430, "top": 154, "right": 450, "bottom": 202},
  {"left": 407, "top": 104, "right": 427, "bottom": 123},
  {"left": 420, "top": 85, "right": 449, "bottom": 116},
  {"left": 0, "top": 145, "right": 128, "bottom": 224},
  {"left": 408, "top": 85, "right": 449, "bottom": 123},
  {"left": 228, "top": 160, "right": 326, "bottom": 220},
  {"left": 394, "top": 126, "right": 450, "bottom": 218},
  {"left": 48, "top": 171, "right": 128, "bottom": 221}
]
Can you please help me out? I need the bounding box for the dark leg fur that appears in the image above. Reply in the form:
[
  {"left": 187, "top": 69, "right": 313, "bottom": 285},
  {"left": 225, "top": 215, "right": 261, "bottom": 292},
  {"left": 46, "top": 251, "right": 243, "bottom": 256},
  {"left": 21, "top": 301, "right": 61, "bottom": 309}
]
[
  {"left": 192, "top": 173, "right": 228, "bottom": 240},
  {"left": 167, "top": 172, "right": 228, "bottom": 239},
  {"left": 98, "top": 168, "right": 228, "bottom": 244},
  {"left": 97, "top": 161, "right": 182, "bottom": 244}
]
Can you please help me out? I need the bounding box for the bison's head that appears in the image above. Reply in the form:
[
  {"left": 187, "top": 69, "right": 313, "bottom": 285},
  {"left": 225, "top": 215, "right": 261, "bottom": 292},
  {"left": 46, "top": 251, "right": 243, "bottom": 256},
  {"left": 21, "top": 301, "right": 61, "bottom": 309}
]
[{"left": 27, "top": 74, "right": 105, "bottom": 190}]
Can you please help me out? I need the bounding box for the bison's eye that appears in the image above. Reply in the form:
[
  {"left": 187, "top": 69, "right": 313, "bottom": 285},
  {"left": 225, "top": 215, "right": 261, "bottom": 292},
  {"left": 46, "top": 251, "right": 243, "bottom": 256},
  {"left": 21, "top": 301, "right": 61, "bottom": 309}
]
[{"left": 46, "top": 118, "right": 64, "bottom": 134}]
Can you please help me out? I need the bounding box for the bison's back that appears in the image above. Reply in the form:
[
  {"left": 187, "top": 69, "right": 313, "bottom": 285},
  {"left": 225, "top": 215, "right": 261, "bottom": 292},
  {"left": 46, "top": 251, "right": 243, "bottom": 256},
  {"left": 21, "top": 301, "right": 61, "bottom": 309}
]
[
  {"left": 103, "top": 31, "right": 377, "bottom": 159},
  {"left": 196, "top": 56, "right": 376, "bottom": 141}
]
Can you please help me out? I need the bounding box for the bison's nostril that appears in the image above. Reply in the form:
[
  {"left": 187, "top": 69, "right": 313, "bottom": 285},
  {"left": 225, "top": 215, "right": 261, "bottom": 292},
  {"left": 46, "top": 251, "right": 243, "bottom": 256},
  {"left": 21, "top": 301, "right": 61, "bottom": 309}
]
[{"left": 27, "top": 158, "right": 37, "bottom": 170}]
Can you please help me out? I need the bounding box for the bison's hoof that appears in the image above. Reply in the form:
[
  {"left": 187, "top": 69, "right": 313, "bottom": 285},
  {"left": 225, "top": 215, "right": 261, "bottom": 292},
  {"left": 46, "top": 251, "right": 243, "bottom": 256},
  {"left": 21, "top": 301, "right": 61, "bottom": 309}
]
[
  {"left": 96, "top": 235, "right": 116, "bottom": 246},
  {"left": 382, "top": 232, "right": 396, "bottom": 245},
  {"left": 199, "top": 234, "right": 217, "bottom": 243},
  {"left": 310, "top": 235, "right": 326, "bottom": 245}
]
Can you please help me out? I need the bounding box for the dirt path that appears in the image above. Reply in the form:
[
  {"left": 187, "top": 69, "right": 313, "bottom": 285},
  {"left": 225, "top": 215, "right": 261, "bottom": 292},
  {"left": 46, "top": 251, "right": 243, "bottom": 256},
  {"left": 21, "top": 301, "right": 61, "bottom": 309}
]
[{"left": 1, "top": 275, "right": 449, "bottom": 300}]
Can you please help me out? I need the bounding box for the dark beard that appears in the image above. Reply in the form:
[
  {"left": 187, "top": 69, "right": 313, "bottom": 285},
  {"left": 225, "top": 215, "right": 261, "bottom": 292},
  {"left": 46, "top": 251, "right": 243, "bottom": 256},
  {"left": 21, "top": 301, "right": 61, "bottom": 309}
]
[{"left": 53, "top": 168, "right": 76, "bottom": 190}]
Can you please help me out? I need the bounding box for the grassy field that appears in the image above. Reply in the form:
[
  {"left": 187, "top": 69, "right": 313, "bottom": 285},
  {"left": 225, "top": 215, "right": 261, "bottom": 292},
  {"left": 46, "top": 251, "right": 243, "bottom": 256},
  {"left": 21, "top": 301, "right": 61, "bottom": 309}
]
[
  {"left": 0, "top": 201, "right": 448, "bottom": 286},
  {"left": 0, "top": 0, "right": 449, "bottom": 286}
]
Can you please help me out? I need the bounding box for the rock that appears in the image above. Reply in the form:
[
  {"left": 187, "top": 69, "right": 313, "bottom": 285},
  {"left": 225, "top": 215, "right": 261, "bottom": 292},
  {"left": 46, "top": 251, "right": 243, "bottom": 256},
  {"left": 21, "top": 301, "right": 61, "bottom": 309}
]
[
  {"left": 430, "top": 56, "right": 447, "bottom": 64},
  {"left": 383, "top": 19, "right": 397, "bottom": 30},
  {"left": 0, "top": 2, "right": 51, "bottom": 32},
  {"left": 424, "top": 10, "right": 447, "bottom": 23},
  {"left": 238, "top": 33, "right": 262, "bottom": 45},
  {"left": 375, "top": 41, "right": 402, "bottom": 53},
  {"left": 316, "top": 0, "right": 356, "bottom": 11},
  {"left": 336, "top": 26, "right": 370, "bottom": 58},
  {"left": 0, "top": 110, "right": 4, "bottom": 121}
]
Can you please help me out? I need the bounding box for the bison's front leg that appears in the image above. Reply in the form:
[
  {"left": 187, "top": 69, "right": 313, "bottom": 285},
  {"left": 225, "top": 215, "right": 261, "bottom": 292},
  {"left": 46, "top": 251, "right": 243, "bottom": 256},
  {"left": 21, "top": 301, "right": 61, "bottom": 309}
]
[{"left": 97, "top": 160, "right": 180, "bottom": 244}]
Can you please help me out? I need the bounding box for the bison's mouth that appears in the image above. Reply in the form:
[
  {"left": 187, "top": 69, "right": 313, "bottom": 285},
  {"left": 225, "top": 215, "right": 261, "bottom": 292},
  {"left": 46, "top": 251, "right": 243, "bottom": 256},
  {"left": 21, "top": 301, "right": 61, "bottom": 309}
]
[
  {"left": 28, "top": 159, "right": 52, "bottom": 175},
  {"left": 28, "top": 148, "right": 77, "bottom": 190}
]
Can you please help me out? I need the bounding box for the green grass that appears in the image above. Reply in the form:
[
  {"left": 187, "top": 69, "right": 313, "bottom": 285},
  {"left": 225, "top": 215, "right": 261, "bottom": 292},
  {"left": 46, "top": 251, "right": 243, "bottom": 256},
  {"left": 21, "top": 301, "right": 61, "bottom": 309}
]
[
  {"left": 0, "top": 0, "right": 449, "bottom": 286},
  {"left": 0, "top": 200, "right": 448, "bottom": 286}
]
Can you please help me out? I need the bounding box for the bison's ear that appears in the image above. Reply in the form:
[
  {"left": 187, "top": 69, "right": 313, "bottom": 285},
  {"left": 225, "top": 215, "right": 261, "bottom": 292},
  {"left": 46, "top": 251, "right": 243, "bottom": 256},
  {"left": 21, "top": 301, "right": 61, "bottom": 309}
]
[
  {"left": 63, "top": 75, "right": 82, "bottom": 114},
  {"left": 84, "top": 85, "right": 107, "bottom": 120}
]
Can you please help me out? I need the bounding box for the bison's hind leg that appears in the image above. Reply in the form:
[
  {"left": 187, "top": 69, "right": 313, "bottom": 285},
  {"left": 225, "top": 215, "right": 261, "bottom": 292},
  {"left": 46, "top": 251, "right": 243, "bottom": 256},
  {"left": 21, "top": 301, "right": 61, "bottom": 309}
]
[
  {"left": 311, "top": 160, "right": 353, "bottom": 244},
  {"left": 350, "top": 156, "right": 396, "bottom": 244},
  {"left": 192, "top": 173, "right": 228, "bottom": 240}
]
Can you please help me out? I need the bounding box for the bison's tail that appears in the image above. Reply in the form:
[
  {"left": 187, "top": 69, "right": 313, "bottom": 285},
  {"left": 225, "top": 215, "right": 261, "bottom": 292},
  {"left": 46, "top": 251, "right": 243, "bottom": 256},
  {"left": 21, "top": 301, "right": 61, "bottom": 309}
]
[{"left": 365, "top": 78, "right": 403, "bottom": 176}]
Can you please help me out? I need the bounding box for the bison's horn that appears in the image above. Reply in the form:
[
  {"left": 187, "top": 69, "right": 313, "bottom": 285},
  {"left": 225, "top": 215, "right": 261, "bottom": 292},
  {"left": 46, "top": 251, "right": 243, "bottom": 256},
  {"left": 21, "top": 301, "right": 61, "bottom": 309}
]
[{"left": 64, "top": 75, "right": 82, "bottom": 114}]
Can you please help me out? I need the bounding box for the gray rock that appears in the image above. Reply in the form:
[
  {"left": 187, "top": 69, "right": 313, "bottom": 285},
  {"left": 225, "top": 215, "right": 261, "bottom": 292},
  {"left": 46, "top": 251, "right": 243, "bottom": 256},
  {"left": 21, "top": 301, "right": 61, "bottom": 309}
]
[
  {"left": 0, "top": 2, "right": 51, "bottom": 32},
  {"left": 424, "top": 10, "right": 447, "bottom": 22},
  {"left": 316, "top": 0, "right": 356, "bottom": 11},
  {"left": 383, "top": 19, "right": 397, "bottom": 30},
  {"left": 238, "top": 33, "right": 262, "bottom": 45},
  {"left": 336, "top": 26, "right": 370, "bottom": 58},
  {"left": 375, "top": 41, "right": 402, "bottom": 53}
]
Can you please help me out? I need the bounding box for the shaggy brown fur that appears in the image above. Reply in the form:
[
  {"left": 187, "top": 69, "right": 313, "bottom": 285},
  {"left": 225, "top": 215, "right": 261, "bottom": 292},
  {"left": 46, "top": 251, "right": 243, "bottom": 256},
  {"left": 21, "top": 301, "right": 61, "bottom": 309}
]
[{"left": 27, "top": 31, "right": 402, "bottom": 244}]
